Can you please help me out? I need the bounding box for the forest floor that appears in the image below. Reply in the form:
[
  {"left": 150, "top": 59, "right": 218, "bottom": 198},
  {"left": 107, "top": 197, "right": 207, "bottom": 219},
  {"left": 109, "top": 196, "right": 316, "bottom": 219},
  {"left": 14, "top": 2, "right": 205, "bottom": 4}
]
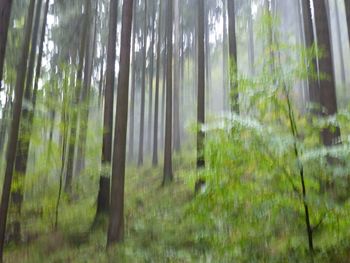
[
  {"left": 4, "top": 156, "right": 203, "bottom": 263},
  {"left": 3, "top": 152, "right": 350, "bottom": 262}
]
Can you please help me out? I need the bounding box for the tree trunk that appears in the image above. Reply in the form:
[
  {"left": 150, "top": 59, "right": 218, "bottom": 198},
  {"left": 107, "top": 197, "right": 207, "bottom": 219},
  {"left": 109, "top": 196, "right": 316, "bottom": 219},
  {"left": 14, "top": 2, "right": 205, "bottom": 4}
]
[
  {"left": 197, "top": 0, "right": 205, "bottom": 169},
  {"left": 204, "top": 3, "right": 210, "bottom": 112},
  {"left": 147, "top": 2, "right": 156, "bottom": 154},
  {"left": 0, "top": 0, "right": 13, "bottom": 89},
  {"left": 227, "top": 0, "right": 238, "bottom": 113},
  {"left": 65, "top": 0, "right": 90, "bottom": 193},
  {"left": 152, "top": 0, "right": 162, "bottom": 166},
  {"left": 162, "top": 0, "right": 173, "bottom": 185},
  {"left": 10, "top": 0, "right": 44, "bottom": 242},
  {"left": 107, "top": 0, "right": 133, "bottom": 246},
  {"left": 76, "top": 1, "right": 97, "bottom": 177},
  {"left": 264, "top": 0, "right": 275, "bottom": 77},
  {"left": 128, "top": 0, "right": 137, "bottom": 162},
  {"left": 102, "top": 0, "right": 118, "bottom": 165},
  {"left": 138, "top": 0, "right": 147, "bottom": 166},
  {"left": 247, "top": 0, "right": 255, "bottom": 76},
  {"left": 313, "top": 0, "right": 341, "bottom": 146},
  {"left": 55, "top": 71, "right": 70, "bottom": 229},
  {"left": 160, "top": 19, "right": 167, "bottom": 150},
  {"left": 0, "top": 0, "right": 36, "bottom": 259},
  {"left": 173, "top": 0, "right": 181, "bottom": 152},
  {"left": 222, "top": 0, "right": 228, "bottom": 111},
  {"left": 345, "top": 0, "right": 350, "bottom": 42},
  {"left": 301, "top": 0, "right": 319, "bottom": 105},
  {"left": 333, "top": 0, "right": 346, "bottom": 87},
  {"left": 98, "top": 47, "right": 104, "bottom": 108}
]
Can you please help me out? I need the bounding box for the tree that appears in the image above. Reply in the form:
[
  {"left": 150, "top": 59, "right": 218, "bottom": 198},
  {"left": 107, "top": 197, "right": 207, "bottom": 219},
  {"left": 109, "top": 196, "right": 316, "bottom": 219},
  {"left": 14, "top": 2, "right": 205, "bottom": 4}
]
[
  {"left": 222, "top": 0, "right": 228, "bottom": 110},
  {"left": 313, "top": 0, "right": 341, "bottom": 146},
  {"left": 102, "top": 0, "right": 118, "bottom": 165},
  {"left": 147, "top": 1, "right": 156, "bottom": 154},
  {"left": 333, "top": 0, "right": 346, "bottom": 87},
  {"left": 76, "top": 0, "right": 97, "bottom": 176},
  {"left": 11, "top": 0, "right": 45, "bottom": 242},
  {"left": 162, "top": 0, "right": 173, "bottom": 185},
  {"left": 0, "top": 0, "right": 36, "bottom": 260},
  {"left": 173, "top": 0, "right": 181, "bottom": 152},
  {"left": 138, "top": 0, "right": 147, "bottom": 166},
  {"left": 197, "top": 0, "right": 205, "bottom": 169},
  {"left": 247, "top": 0, "right": 255, "bottom": 75},
  {"left": 65, "top": 0, "right": 91, "bottom": 193},
  {"left": 227, "top": 0, "right": 238, "bottom": 112},
  {"left": 128, "top": 0, "right": 137, "bottom": 162},
  {"left": 152, "top": 0, "right": 162, "bottom": 166},
  {"left": 345, "top": 0, "right": 350, "bottom": 41},
  {"left": 107, "top": 0, "right": 134, "bottom": 246},
  {"left": 0, "top": 0, "right": 13, "bottom": 89},
  {"left": 301, "top": 0, "right": 319, "bottom": 105}
]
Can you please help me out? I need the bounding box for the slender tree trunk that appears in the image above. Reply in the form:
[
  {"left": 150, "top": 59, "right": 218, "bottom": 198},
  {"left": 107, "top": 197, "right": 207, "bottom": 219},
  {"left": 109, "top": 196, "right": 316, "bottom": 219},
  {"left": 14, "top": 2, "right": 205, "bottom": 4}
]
[
  {"left": 102, "top": 0, "right": 118, "bottom": 165},
  {"left": 247, "top": 0, "right": 255, "bottom": 76},
  {"left": 301, "top": 0, "right": 319, "bottom": 105},
  {"left": 65, "top": 1, "right": 90, "bottom": 193},
  {"left": 345, "top": 0, "right": 350, "bottom": 42},
  {"left": 152, "top": 0, "right": 162, "bottom": 166},
  {"left": 197, "top": 0, "right": 205, "bottom": 169},
  {"left": 204, "top": 4, "right": 210, "bottom": 112},
  {"left": 128, "top": 0, "right": 137, "bottom": 162},
  {"left": 98, "top": 46, "right": 105, "bottom": 108},
  {"left": 76, "top": 1, "right": 97, "bottom": 176},
  {"left": 179, "top": 10, "right": 184, "bottom": 142},
  {"left": 296, "top": 0, "right": 308, "bottom": 103},
  {"left": 55, "top": 70, "right": 70, "bottom": 229},
  {"left": 264, "top": 0, "right": 275, "bottom": 76},
  {"left": 0, "top": 0, "right": 13, "bottom": 89},
  {"left": 0, "top": 98, "right": 10, "bottom": 153},
  {"left": 333, "top": 0, "right": 346, "bottom": 87},
  {"left": 107, "top": 0, "right": 133, "bottom": 245},
  {"left": 138, "top": 0, "right": 147, "bottom": 166},
  {"left": 227, "top": 0, "right": 238, "bottom": 113},
  {"left": 160, "top": 21, "right": 167, "bottom": 150},
  {"left": 222, "top": 0, "right": 228, "bottom": 111},
  {"left": 147, "top": 3, "right": 156, "bottom": 154},
  {"left": 173, "top": 0, "right": 181, "bottom": 152},
  {"left": 0, "top": 0, "right": 36, "bottom": 259},
  {"left": 10, "top": 0, "right": 44, "bottom": 242},
  {"left": 313, "top": 0, "right": 341, "bottom": 146},
  {"left": 162, "top": 0, "right": 173, "bottom": 185}
]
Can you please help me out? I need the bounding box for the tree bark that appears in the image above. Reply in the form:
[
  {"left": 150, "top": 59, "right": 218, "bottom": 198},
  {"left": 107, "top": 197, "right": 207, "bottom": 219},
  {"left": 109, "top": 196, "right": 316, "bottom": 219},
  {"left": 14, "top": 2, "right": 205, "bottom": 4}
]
[
  {"left": 107, "top": 0, "right": 134, "bottom": 245},
  {"left": 227, "top": 0, "right": 238, "bottom": 113},
  {"left": 173, "top": 0, "right": 181, "bottom": 152},
  {"left": 11, "top": 0, "right": 44, "bottom": 242},
  {"left": 128, "top": 0, "right": 137, "bottom": 162},
  {"left": 247, "top": 0, "right": 255, "bottom": 76},
  {"left": 160, "top": 13, "right": 167, "bottom": 150},
  {"left": 147, "top": 2, "right": 156, "bottom": 154},
  {"left": 222, "top": 0, "right": 228, "bottom": 111},
  {"left": 76, "top": 0, "right": 97, "bottom": 176},
  {"left": 138, "top": 0, "right": 147, "bottom": 166},
  {"left": 102, "top": 0, "right": 118, "bottom": 165},
  {"left": 0, "top": 0, "right": 36, "bottom": 259},
  {"left": 197, "top": 0, "right": 205, "bottom": 169},
  {"left": 65, "top": 0, "right": 90, "bottom": 193},
  {"left": 333, "top": 0, "right": 346, "bottom": 87},
  {"left": 162, "top": 0, "right": 173, "bottom": 185},
  {"left": 313, "top": 0, "right": 341, "bottom": 146},
  {"left": 98, "top": 47, "right": 105, "bottom": 108},
  {"left": 345, "top": 0, "right": 350, "bottom": 42},
  {"left": 152, "top": 0, "right": 162, "bottom": 166}
]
